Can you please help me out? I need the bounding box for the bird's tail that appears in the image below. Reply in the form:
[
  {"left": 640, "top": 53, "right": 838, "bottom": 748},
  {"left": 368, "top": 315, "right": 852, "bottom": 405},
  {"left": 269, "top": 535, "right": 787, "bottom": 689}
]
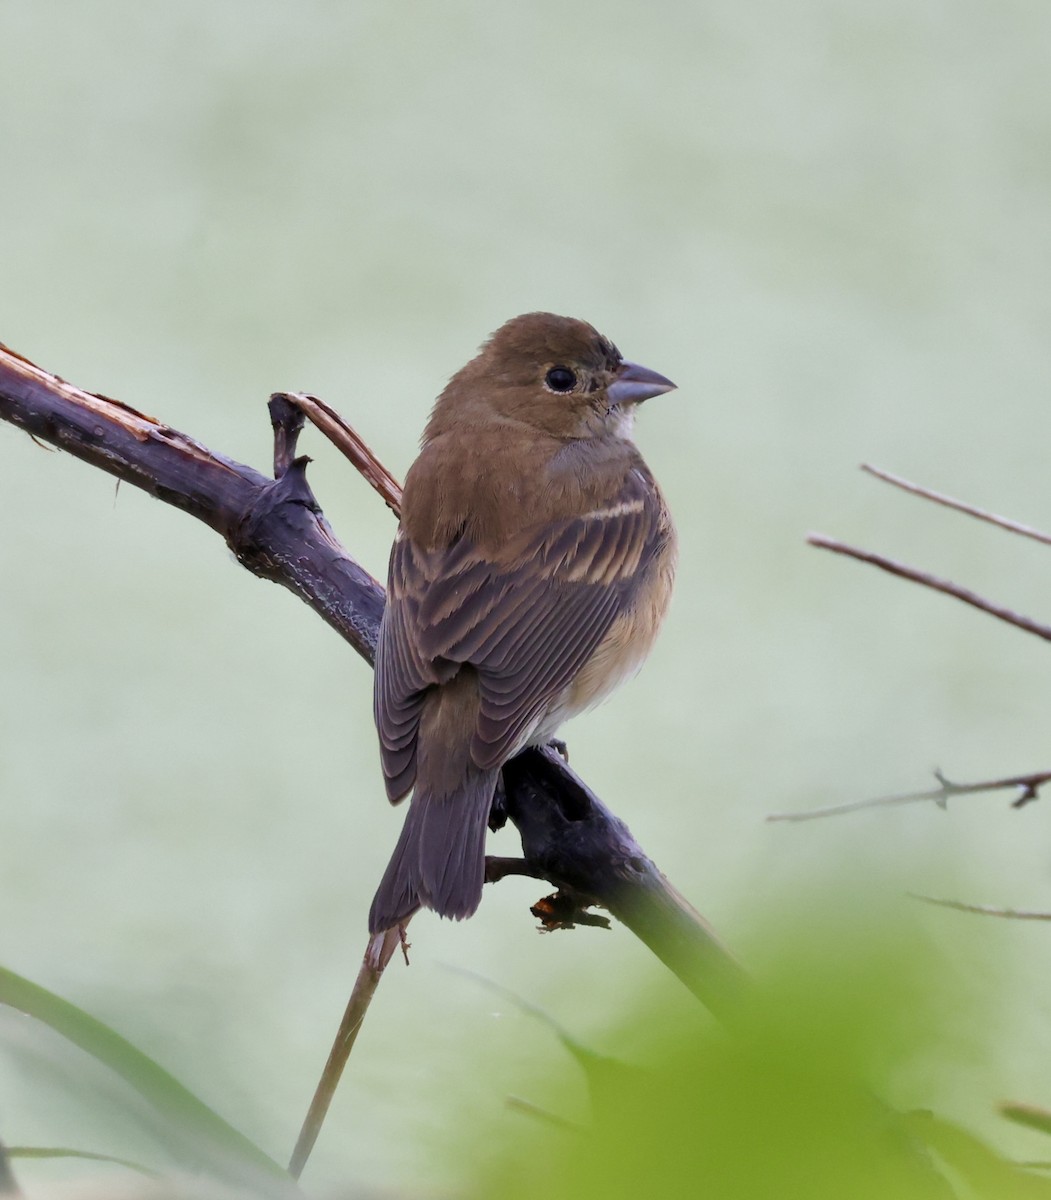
[{"left": 368, "top": 765, "right": 500, "bottom": 934}]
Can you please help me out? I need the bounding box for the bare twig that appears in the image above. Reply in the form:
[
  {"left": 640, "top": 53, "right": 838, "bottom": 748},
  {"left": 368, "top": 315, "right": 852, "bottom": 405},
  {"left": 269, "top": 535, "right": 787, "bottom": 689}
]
[
  {"left": 288, "top": 928, "right": 403, "bottom": 1179},
  {"left": 807, "top": 534, "right": 1051, "bottom": 643},
  {"left": 505, "top": 1097, "right": 581, "bottom": 1131},
  {"left": 443, "top": 965, "right": 608, "bottom": 1066},
  {"left": 276, "top": 392, "right": 403, "bottom": 516},
  {"left": 862, "top": 464, "right": 1051, "bottom": 547},
  {"left": 4, "top": 1147, "right": 153, "bottom": 1176},
  {"left": 910, "top": 895, "right": 1051, "bottom": 921},
  {"left": 768, "top": 769, "right": 1051, "bottom": 823}
]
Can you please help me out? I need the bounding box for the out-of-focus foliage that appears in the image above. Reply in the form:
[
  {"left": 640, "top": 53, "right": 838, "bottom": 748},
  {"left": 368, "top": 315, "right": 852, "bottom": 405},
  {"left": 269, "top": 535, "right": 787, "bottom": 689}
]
[
  {"left": 8, "top": 898, "right": 1051, "bottom": 1198},
  {"left": 0, "top": 965, "right": 290, "bottom": 1194},
  {"left": 476, "top": 906, "right": 1051, "bottom": 1200}
]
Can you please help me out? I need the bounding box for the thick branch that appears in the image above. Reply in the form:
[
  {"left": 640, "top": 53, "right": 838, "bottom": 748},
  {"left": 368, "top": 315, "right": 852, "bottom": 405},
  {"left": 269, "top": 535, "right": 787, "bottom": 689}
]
[
  {"left": 0, "top": 342, "right": 737, "bottom": 1007},
  {"left": 503, "top": 747, "right": 745, "bottom": 1017},
  {"left": 0, "top": 344, "right": 384, "bottom": 663}
]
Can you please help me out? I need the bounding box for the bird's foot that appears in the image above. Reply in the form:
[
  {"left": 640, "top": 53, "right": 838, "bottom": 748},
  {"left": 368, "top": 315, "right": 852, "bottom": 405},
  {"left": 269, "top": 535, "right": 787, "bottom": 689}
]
[{"left": 547, "top": 738, "right": 569, "bottom": 763}]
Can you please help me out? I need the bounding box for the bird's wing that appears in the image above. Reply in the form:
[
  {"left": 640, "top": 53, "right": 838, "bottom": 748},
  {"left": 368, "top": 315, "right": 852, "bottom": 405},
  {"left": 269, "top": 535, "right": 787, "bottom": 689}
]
[{"left": 375, "top": 467, "right": 665, "bottom": 795}]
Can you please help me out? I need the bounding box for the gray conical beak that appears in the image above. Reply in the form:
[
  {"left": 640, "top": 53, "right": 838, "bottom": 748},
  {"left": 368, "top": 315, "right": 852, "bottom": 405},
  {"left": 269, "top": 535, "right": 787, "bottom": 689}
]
[{"left": 607, "top": 360, "right": 677, "bottom": 407}]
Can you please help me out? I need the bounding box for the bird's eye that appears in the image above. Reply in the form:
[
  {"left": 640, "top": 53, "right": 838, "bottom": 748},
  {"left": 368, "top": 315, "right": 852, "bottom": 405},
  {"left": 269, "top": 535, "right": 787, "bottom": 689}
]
[{"left": 544, "top": 366, "right": 577, "bottom": 393}]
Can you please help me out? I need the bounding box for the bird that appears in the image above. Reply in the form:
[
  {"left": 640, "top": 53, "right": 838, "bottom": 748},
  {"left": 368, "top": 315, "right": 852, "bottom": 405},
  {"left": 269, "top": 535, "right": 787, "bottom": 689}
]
[{"left": 369, "top": 312, "right": 677, "bottom": 934}]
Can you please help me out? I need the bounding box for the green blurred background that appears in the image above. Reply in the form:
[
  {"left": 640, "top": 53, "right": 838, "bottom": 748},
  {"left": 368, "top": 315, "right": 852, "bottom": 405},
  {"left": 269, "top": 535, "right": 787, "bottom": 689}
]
[{"left": 1, "top": 1, "right": 1050, "bottom": 1194}]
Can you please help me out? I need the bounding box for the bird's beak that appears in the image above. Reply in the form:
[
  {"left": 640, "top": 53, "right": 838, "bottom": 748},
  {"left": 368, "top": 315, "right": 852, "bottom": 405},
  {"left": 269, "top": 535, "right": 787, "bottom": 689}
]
[{"left": 607, "top": 360, "right": 677, "bottom": 407}]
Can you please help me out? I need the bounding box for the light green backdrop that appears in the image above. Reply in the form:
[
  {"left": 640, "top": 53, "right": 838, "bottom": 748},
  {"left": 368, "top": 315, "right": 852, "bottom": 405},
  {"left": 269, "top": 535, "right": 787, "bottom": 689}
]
[{"left": 2, "top": 2, "right": 1050, "bottom": 1195}]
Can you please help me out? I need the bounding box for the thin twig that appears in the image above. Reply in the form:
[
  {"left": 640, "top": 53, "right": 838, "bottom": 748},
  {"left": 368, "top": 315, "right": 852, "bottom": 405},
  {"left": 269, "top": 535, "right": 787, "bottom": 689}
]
[
  {"left": 275, "top": 392, "right": 403, "bottom": 516},
  {"left": 505, "top": 1097, "right": 581, "bottom": 1131},
  {"left": 442, "top": 965, "right": 606, "bottom": 1067},
  {"left": 910, "top": 895, "right": 1051, "bottom": 921},
  {"left": 4, "top": 1147, "right": 153, "bottom": 1176},
  {"left": 807, "top": 534, "right": 1051, "bottom": 643},
  {"left": 768, "top": 769, "right": 1051, "bottom": 823},
  {"left": 288, "top": 927, "right": 404, "bottom": 1179},
  {"left": 862, "top": 464, "right": 1051, "bottom": 547}
]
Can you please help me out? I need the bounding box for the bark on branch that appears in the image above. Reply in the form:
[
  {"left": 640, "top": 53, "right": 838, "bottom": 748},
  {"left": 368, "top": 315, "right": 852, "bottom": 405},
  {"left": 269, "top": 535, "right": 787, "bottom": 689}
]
[{"left": 0, "top": 342, "right": 744, "bottom": 1016}]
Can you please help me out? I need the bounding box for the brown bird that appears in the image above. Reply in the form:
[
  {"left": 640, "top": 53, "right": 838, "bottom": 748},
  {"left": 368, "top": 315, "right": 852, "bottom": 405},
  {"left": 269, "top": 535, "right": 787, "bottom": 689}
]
[{"left": 370, "top": 312, "right": 677, "bottom": 933}]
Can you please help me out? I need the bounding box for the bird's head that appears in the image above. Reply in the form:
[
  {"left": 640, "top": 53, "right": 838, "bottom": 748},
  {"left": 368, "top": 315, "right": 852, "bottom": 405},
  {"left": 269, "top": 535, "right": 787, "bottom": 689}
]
[{"left": 428, "top": 312, "right": 675, "bottom": 441}]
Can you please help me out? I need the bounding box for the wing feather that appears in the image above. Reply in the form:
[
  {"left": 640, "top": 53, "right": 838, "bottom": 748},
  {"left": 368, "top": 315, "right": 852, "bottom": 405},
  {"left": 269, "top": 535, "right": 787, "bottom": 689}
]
[{"left": 374, "top": 467, "right": 664, "bottom": 792}]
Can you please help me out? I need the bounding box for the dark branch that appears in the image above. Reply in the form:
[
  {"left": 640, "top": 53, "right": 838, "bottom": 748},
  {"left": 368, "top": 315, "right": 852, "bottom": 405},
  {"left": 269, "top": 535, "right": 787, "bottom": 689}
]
[
  {"left": 0, "top": 343, "right": 740, "bottom": 1011},
  {"left": 502, "top": 748, "right": 744, "bottom": 1015}
]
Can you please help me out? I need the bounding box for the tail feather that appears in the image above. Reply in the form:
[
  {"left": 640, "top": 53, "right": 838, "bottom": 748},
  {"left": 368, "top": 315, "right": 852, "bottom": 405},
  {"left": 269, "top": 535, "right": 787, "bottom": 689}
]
[{"left": 368, "top": 766, "right": 499, "bottom": 933}]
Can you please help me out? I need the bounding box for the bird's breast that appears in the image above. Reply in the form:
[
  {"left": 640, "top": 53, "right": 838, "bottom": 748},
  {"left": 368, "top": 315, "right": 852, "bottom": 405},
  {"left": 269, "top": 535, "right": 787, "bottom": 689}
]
[{"left": 531, "top": 514, "right": 678, "bottom": 744}]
